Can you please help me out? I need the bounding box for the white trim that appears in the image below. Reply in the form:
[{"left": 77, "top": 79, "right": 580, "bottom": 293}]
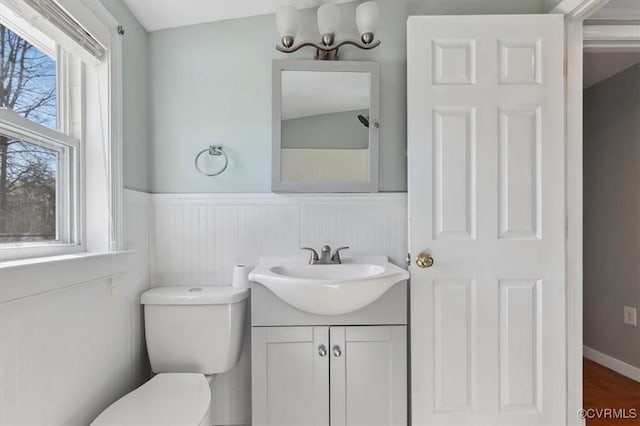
[
  {"left": 557, "top": 0, "right": 627, "bottom": 424},
  {"left": 584, "top": 346, "right": 640, "bottom": 382},
  {"left": 552, "top": 0, "right": 611, "bottom": 18},
  {"left": 0, "top": 109, "right": 80, "bottom": 149},
  {"left": 75, "top": 1, "right": 124, "bottom": 253},
  {"left": 0, "top": 250, "right": 132, "bottom": 303},
  {"left": 584, "top": 42, "right": 640, "bottom": 52},
  {"left": 584, "top": 24, "right": 640, "bottom": 41},
  {"left": 0, "top": 244, "right": 83, "bottom": 262},
  {"left": 151, "top": 192, "right": 407, "bottom": 206},
  {"left": 0, "top": 3, "right": 56, "bottom": 58},
  {"left": 565, "top": 18, "right": 585, "bottom": 426},
  {"left": 81, "top": 0, "right": 125, "bottom": 251},
  {"left": 109, "top": 30, "right": 124, "bottom": 251},
  {"left": 583, "top": 24, "right": 640, "bottom": 51},
  {"left": 4, "top": 0, "right": 104, "bottom": 64}
]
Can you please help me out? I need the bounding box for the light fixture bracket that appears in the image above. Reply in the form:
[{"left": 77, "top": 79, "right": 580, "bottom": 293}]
[{"left": 276, "top": 38, "right": 381, "bottom": 60}]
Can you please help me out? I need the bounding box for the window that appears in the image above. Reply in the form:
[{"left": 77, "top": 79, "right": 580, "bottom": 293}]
[
  {"left": 0, "top": 0, "right": 119, "bottom": 262},
  {"left": 0, "top": 9, "right": 80, "bottom": 257},
  {"left": 0, "top": 136, "right": 58, "bottom": 243},
  {"left": 0, "top": 24, "right": 57, "bottom": 128}
]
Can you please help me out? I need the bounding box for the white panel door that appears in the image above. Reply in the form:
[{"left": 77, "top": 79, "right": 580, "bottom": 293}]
[{"left": 407, "top": 15, "right": 565, "bottom": 426}]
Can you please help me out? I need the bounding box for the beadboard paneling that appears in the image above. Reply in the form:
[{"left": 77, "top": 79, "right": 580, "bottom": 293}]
[
  {"left": 0, "top": 190, "right": 151, "bottom": 425},
  {"left": 152, "top": 203, "right": 300, "bottom": 287},
  {"left": 151, "top": 193, "right": 408, "bottom": 286},
  {"left": 150, "top": 192, "right": 407, "bottom": 425},
  {"left": 299, "top": 201, "right": 407, "bottom": 266}
]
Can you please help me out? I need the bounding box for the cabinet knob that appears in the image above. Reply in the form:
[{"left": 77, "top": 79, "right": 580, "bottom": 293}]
[
  {"left": 333, "top": 345, "right": 342, "bottom": 357},
  {"left": 318, "top": 345, "right": 327, "bottom": 357}
]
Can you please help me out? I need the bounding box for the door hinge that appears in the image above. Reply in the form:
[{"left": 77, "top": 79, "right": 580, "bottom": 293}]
[{"left": 406, "top": 253, "right": 411, "bottom": 266}]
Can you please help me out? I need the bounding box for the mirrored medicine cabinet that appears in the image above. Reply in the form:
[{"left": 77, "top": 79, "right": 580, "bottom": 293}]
[{"left": 272, "top": 60, "right": 380, "bottom": 192}]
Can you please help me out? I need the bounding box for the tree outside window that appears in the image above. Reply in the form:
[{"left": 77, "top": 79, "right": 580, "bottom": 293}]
[{"left": 0, "top": 24, "right": 58, "bottom": 243}]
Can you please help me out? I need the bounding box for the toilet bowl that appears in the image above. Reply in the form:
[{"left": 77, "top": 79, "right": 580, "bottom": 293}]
[
  {"left": 91, "top": 374, "right": 212, "bottom": 426},
  {"left": 91, "top": 286, "right": 249, "bottom": 426}
]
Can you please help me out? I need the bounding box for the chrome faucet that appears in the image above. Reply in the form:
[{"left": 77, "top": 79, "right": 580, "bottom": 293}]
[{"left": 301, "top": 245, "right": 349, "bottom": 264}]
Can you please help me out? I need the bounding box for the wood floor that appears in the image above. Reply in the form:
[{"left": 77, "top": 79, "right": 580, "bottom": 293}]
[{"left": 583, "top": 358, "right": 640, "bottom": 425}]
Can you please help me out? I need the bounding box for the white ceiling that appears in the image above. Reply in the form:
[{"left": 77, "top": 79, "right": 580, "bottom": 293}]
[
  {"left": 122, "top": 0, "right": 640, "bottom": 32},
  {"left": 122, "top": 0, "right": 357, "bottom": 32},
  {"left": 584, "top": 52, "right": 640, "bottom": 87}
]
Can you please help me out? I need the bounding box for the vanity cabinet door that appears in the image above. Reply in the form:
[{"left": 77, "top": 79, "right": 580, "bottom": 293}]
[
  {"left": 252, "top": 326, "right": 329, "bottom": 426},
  {"left": 330, "top": 326, "right": 407, "bottom": 426}
]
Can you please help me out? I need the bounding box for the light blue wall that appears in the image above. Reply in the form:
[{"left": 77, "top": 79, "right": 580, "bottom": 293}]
[
  {"left": 100, "top": 0, "right": 151, "bottom": 192},
  {"left": 148, "top": 0, "right": 545, "bottom": 193}
]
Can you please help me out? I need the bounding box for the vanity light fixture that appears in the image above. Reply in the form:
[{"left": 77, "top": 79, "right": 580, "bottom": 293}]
[{"left": 276, "top": 1, "right": 380, "bottom": 60}]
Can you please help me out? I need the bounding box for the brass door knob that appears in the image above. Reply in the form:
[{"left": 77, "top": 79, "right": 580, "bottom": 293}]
[{"left": 416, "top": 252, "right": 434, "bottom": 268}]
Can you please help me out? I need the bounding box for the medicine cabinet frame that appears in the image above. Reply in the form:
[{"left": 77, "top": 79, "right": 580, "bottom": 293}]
[{"left": 272, "top": 60, "right": 380, "bottom": 193}]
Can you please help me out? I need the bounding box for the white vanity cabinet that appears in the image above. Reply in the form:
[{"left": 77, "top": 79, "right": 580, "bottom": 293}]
[
  {"left": 252, "top": 326, "right": 330, "bottom": 426},
  {"left": 251, "top": 282, "right": 408, "bottom": 426},
  {"left": 329, "top": 325, "right": 407, "bottom": 426}
]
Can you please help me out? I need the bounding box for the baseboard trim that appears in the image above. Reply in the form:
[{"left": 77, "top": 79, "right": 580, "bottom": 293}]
[{"left": 583, "top": 346, "right": 640, "bottom": 382}]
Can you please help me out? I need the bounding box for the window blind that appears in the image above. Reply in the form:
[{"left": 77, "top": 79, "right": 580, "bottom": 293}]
[{"left": 22, "top": 0, "right": 106, "bottom": 60}]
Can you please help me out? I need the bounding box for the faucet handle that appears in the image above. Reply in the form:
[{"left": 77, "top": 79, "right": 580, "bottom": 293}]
[
  {"left": 331, "top": 246, "right": 350, "bottom": 263},
  {"left": 300, "top": 247, "right": 319, "bottom": 263}
]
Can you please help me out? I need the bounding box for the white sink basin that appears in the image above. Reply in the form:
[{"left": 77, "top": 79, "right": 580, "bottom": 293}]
[{"left": 249, "top": 256, "right": 409, "bottom": 315}]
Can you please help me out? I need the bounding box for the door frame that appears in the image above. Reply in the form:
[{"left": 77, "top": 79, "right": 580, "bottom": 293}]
[{"left": 552, "top": 0, "right": 637, "bottom": 424}]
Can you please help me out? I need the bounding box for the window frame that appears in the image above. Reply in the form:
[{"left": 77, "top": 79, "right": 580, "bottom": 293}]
[
  {"left": 0, "top": 109, "right": 81, "bottom": 259},
  {"left": 0, "top": 14, "right": 83, "bottom": 261}
]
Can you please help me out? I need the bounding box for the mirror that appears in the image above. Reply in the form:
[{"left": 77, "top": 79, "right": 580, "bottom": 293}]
[{"left": 272, "top": 61, "right": 379, "bottom": 192}]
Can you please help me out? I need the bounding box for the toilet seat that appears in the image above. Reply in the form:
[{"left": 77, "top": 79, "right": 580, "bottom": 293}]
[{"left": 91, "top": 373, "right": 211, "bottom": 426}]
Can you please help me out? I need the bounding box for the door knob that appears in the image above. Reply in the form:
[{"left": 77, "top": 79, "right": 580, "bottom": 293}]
[
  {"left": 318, "top": 345, "right": 327, "bottom": 357},
  {"left": 416, "top": 252, "right": 434, "bottom": 268}
]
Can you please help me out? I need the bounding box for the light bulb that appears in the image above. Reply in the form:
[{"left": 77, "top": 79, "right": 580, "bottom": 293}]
[
  {"left": 317, "top": 3, "right": 340, "bottom": 36},
  {"left": 356, "top": 1, "right": 379, "bottom": 36},
  {"left": 276, "top": 6, "right": 299, "bottom": 38}
]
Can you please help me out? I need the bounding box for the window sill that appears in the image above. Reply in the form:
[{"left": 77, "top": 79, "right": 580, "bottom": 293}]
[{"left": 0, "top": 251, "right": 133, "bottom": 303}]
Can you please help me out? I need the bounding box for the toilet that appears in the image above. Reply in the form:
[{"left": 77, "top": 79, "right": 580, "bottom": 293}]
[{"left": 91, "top": 286, "right": 249, "bottom": 426}]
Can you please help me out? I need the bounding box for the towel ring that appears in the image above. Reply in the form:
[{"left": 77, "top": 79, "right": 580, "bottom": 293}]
[{"left": 195, "top": 145, "right": 228, "bottom": 177}]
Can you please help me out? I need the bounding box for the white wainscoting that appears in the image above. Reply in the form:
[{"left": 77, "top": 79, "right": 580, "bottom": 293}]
[
  {"left": 151, "top": 193, "right": 408, "bottom": 286},
  {"left": 150, "top": 192, "right": 408, "bottom": 425},
  {"left": 0, "top": 191, "right": 406, "bottom": 425},
  {"left": 0, "top": 189, "right": 151, "bottom": 425}
]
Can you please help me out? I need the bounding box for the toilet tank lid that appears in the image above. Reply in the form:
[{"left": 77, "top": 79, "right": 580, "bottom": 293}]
[{"left": 141, "top": 286, "right": 249, "bottom": 305}]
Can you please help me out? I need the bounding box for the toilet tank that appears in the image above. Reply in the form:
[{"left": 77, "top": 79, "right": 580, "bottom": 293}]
[{"left": 140, "top": 286, "right": 249, "bottom": 374}]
